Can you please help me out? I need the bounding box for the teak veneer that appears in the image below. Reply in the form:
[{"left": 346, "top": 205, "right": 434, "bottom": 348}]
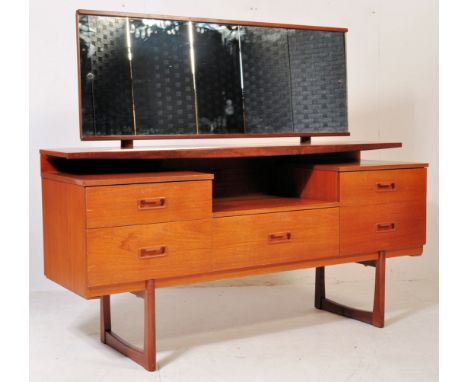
[
  {"left": 40, "top": 141, "right": 401, "bottom": 159},
  {"left": 40, "top": 142, "right": 428, "bottom": 370}
]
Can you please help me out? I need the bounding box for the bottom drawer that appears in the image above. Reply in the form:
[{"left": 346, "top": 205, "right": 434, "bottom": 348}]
[
  {"left": 213, "top": 208, "right": 339, "bottom": 271},
  {"left": 87, "top": 220, "right": 212, "bottom": 287},
  {"left": 340, "top": 201, "right": 426, "bottom": 256}
]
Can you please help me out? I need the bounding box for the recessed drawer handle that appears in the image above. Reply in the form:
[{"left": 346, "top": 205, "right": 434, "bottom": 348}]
[
  {"left": 376, "top": 223, "right": 396, "bottom": 232},
  {"left": 376, "top": 182, "right": 396, "bottom": 191},
  {"left": 138, "top": 197, "right": 166, "bottom": 210},
  {"left": 268, "top": 232, "right": 292, "bottom": 243},
  {"left": 139, "top": 246, "right": 167, "bottom": 259}
]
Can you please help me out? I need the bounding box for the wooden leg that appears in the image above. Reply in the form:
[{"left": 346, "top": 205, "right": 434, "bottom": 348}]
[
  {"left": 314, "top": 267, "right": 325, "bottom": 309},
  {"left": 100, "top": 295, "right": 111, "bottom": 343},
  {"left": 315, "top": 251, "right": 386, "bottom": 328},
  {"left": 372, "top": 252, "right": 386, "bottom": 327},
  {"left": 100, "top": 280, "right": 157, "bottom": 371}
]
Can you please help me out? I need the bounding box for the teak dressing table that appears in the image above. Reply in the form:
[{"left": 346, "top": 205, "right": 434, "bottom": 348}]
[
  {"left": 40, "top": 141, "right": 427, "bottom": 371},
  {"left": 40, "top": 10, "right": 428, "bottom": 371}
]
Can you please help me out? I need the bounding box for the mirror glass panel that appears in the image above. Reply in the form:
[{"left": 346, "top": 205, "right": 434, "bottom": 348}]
[
  {"left": 240, "top": 26, "right": 293, "bottom": 133},
  {"left": 78, "top": 13, "right": 348, "bottom": 137},
  {"left": 194, "top": 23, "right": 244, "bottom": 134},
  {"left": 130, "top": 19, "right": 196, "bottom": 135},
  {"left": 79, "top": 15, "right": 134, "bottom": 135},
  {"left": 288, "top": 30, "right": 347, "bottom": 132}
]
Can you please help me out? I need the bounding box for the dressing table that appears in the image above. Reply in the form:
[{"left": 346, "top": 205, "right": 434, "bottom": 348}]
[{"left": 40, "top": 10, "right": 427, "bottom": 371}]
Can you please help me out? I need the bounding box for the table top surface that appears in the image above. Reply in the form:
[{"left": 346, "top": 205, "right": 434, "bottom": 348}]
[{"left": 40, "top": 140, "right": 403, "bottom": 160}]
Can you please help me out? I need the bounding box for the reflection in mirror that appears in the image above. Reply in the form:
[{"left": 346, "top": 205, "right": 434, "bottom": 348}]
[
  {"left": 288, "top": 30, "right": 347, "bottom": 132},
  {"left": 193, "top": 23, "right": 244, "bottom": 134},
  {"left": 130, "top": 19, "right": 196, "bottom": 135},
  {"left": 79, "top": 15, "right": 135, "bottom": 136},
  {"left": 240, "top": 27, "right": 293, "bottom": 133}
]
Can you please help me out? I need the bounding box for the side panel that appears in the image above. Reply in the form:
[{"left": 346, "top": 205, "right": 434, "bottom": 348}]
[{"left": 42, "top": 179, "right": 88, "bottom": 297}]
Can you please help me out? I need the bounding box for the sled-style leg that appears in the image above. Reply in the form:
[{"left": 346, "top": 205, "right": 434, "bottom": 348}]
[
  {"left": 100, "top": 279, "right": 156, "bottom": 371},
  {"left": 315, "top": 251, "right": 386, "bottom": 328}
]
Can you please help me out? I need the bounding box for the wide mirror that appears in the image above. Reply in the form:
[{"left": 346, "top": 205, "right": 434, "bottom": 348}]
[{"left": 78, "top": 12, "right": 348, "bottom": 138}]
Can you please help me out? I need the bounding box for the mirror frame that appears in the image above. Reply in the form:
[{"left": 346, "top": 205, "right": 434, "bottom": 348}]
[{"left": 76, "top": 9, "right": 350, "bottom": 141}]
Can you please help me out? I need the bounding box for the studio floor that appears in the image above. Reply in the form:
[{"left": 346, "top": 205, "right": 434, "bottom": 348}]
[{"left": 30, "top": 278, "right": 438, "bottom": 382}]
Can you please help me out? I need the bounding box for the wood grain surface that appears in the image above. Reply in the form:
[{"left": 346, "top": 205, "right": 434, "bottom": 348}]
[
  {"left": 86, "top": 180, "right": 212, "bottom": 228},
  {"left": 87, "top": 220, "right": 212, "bottom": 286},
  {"left": 213, "top": 208, "right": 339, "bottom": 271}
]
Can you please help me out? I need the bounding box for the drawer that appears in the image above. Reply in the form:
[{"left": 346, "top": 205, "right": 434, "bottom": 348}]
[
  {"left": 340, "top": 201, "right": 426, "bottom": 256},
  {"left": 213, "top": 208, "right": 339, "bottom": 271},
  {"left": 87, "top": 220, "right": 212, "bottom": 287},
  {"left": 86, "top": 180, "right": 212, "bottom": 228},
  {"left": 340, "top": 168, "right": 426, "bottom": 206}
]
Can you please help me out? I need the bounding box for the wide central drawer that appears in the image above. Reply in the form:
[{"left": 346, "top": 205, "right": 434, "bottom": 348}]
[
  {"left": 213, "top": 208, "right": 339, "bottom": 271},
  {"left": 86, "top": 180, "right": 212, "bottom": 228},
  {"left": 87, "top": 219, "right": 212, "bottom": 287}
]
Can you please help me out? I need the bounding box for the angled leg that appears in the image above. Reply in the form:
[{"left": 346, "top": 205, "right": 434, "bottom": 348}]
[
  {"left": 315, "top": 251, "right": 386, "bottom": 328},
  {"left": 100, "top": 280, "right": 156, "bottom": 371},
  {"left": 372, "top": 252, "right": 386, "bottom": 327}
]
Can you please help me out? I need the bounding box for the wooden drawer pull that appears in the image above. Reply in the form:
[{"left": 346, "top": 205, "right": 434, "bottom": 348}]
[
  {"left": 376, "top": 182, "right": 396, "bottom": 191},
  {"left": 137, "top": 197, "right": 166, "bottom": 210},
  {"left": 139, "top": 246, "right": 167, "bottom": 259},
  {"left": 268, "top": 232, "right": 292, "bottom": 243},
  {"left": 376, "top": 223, "right": 396, "bottom": 232}
]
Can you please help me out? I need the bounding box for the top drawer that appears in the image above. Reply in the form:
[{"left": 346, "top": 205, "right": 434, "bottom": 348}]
[
  {"left": 340, "top": 168, "right": 426, "bottom": 206},
  {"left": 86, "top": 180, "right": 212, "bottom": 228}
]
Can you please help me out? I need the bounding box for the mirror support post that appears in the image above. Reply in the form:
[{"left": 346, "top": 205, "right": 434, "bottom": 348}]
[{"left": 121, "top": 140, "right": 134, "bottom": 149}]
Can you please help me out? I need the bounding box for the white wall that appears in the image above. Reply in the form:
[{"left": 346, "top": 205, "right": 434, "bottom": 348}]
[{"left": 30, "top": 0, "right": 438, "bottom": 291}]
